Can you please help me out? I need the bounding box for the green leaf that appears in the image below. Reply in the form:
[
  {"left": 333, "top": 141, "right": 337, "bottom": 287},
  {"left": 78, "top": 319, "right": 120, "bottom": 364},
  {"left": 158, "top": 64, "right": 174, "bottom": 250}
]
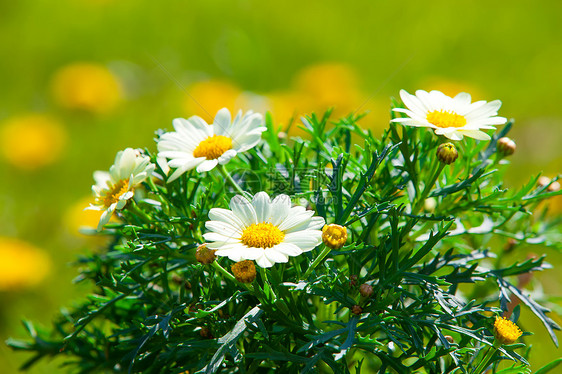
[{"left": 535, "top": 358, "right": 562, "bottom": 374}]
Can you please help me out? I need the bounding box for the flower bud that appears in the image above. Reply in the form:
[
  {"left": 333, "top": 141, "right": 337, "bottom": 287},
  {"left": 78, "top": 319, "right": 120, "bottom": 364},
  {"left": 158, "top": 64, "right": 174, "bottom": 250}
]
[
  {"left": 351, "top": 305, "right": 363, "bottom": 315},
  {"left": 503, "top": 238, "right": 518, "bottom": 252},
  {"left": 349, "top": 275, "right": 358, "bottom": 287},
  {"left": 424, "top": 198, "right": 437, "bottom": 213},
  {"left": 359, "top": 284, "right": 373, "bottom": 298},
  {"left": 195, "top": 244, "right": 216, "bottom": 265},
  {"left": 231, "top": 260, "right": 256, "bottom": 283},
  {"left": 199, "top": 326, "right": 213, "bottom": 339},
  {"left": 436, "top": 142, "right": 458, "bottom": 165},
  {"left": 322, "top": 224, "right": 348, "bottom": 249},
  {"left": 497, "top": 137, "right": 516, "bottom": 156},
  {"left": 549, "top": 181, "right": 561, "bottom": 192},
  {"left": 538, "top": 176, "right": 561, "bottom": 192},
  {"left": 444, "top": 335, "right": 455, "bottom": 344}
]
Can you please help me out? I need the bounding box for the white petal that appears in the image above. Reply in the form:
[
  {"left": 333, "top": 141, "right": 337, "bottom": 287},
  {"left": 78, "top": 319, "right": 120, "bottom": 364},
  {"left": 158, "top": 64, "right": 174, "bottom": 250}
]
[
  {"left": 255, "top": 255, "right": 274, "bottom": 268},
  {"left": 400, "top": 89, "right": 427, "bottom": 114},
  {"left": 98, "top": 205, "right": 115, "bottom": 231},
  {"left": 196, "top": 159, "right": 219, "bottom": 172},
  {"left": 442, "top": 131, "right": 463, "bottom": 141},
  {"left": 214, "top": 108, "right": 232, "bottom": 135},
  {"left": 284, "top": 231, "right": 322, "bottom": 251},
  {"left": 277, "top": 209, "right": 314, "bottom": 232},
  {"left": 208, "top": 208, "right": 247, "bottom": 230},
  {"left": 230, "top": 195, "right": 258, "bottom": 225},
  {"left": 264, "top": 248, "right": 289, "bottom": 264},
  {"left": 459, "top": 130, "right": 491, "bottom": 140},
  {"left": 217, "top": 149, "right": 237, "bottom": 165},
  {"left": 307, "top": 216, "right": 326, "bottom": 230},
  {"left": 269, "top": 195, "right": 292, "bottom": 226},
  {"left": 203, "top": 232, "right": 240, "bottom": 244},
  {"left": 208, "top": 242, "right": 244, "bottom": 251},
  {"left": 252, "top": 192, "right": 272, "bottom": 222},
  {"left": 205, "top": 221, "right": 242, "bottom": 237},
  {"left": 273, "top": 243, "right": 303, "bottom": 256},
  {"left": 93, "top": 171, "right": 111, "bottom": 186},
  {"left": 454, "top": 92, "right": 472, "bottom": 107}
]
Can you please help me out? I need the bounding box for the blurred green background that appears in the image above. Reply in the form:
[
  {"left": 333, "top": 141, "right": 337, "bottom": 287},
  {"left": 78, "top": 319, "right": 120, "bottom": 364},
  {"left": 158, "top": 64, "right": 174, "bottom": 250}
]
[{"left": 1, "top": 0, "right": 561, "bottom": 372}]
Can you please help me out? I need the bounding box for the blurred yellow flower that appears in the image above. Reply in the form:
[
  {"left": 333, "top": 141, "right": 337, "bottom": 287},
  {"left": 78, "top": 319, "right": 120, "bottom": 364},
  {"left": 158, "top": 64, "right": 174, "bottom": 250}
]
[
  {"left": 294, "top": 63, "right": 362, "bottom": 117},
  {"left": 0, "top": 237, "right": 51, "bottom": 291},
  {"left": 267, "top": 63, "right": 366, "bottom": 137},
  {"left": 51, "top": 62, "right": 122, "bottom": 114},
  {"left": 267, "top": 91, "right": 312, "bottom": 136},
  {"left": 64, "top": 197, "right": 107, "bottom": 237},
  {"left": 0, "top": 114, "right": 67, "bottom": 170},
  {"left": 183, "top": 80, "right": 243, "bottom": 122}
]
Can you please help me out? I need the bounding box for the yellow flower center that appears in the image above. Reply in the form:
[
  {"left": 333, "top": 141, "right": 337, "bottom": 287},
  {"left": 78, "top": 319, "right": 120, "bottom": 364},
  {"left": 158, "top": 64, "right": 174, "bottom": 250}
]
[
  {"left": 100, "top": 179, "right": 130, "bottom": 208},
  {"left": 426, "top": 110, "right": 467, "bottom": 128},
  {"left": 240, "top": 223, "right": 285, "bottom": 248},
  {"left": 493, "top": 316, "right": 523, "bottom": 345},
  {"left": 193, "top": 135, "right": 232, "bottom": 160}
]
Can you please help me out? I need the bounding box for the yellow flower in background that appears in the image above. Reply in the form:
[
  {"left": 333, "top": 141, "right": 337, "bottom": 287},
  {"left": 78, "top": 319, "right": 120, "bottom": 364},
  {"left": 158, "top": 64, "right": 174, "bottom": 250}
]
[
  {"left": 267, "top": 63, "right": 366, "bottom": 137},
  {"left": 65, "top": 197, "right": 116, "bottom": 238},
  {"left": 267, "top": 91, "right": 312, "bottom": 135},
  {"left": 294, "top": 63, "right": 362, "bottom": 116},
  {"left": 183, "top": 80, "right": 243, "bottom": 122},
  {"left": 51, "top": 62, "right": 122, "bottom": 114},
  {"left": 0, "top": 114, "right": 67, "bottom": 170},
  {"left": 0, "top": 237, "right": 51, "bottom": 291}
]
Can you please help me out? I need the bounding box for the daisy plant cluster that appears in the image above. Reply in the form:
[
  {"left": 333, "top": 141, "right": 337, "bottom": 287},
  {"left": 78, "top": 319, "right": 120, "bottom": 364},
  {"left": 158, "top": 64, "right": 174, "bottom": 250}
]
[{"left": 9, "top": 90, "right": 562, "bottom": 374}]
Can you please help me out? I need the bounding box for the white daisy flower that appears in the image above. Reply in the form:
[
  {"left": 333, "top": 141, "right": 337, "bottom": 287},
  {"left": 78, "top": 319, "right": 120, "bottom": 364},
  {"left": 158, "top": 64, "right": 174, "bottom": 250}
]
[
  {"left": 87, "top": 148, "right": 155, "bottom": 230},
  {"left": 391, "top": 89, "right": 507, "bottom": 141},
  {"left": 203, "top": 192, "right": 325, "bottom": 268},
  {"left": 157, "top": 108, "right": 266, "bottom": 182}
]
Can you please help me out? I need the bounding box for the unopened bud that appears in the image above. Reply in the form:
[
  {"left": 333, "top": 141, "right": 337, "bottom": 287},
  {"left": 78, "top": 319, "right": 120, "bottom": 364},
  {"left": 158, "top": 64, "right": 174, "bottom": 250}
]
[
  {"left": 444, "top": 335, "right": 455, "bottom": 344},
  {"left": 538, "top": 176, "right": 551, "bottom": 188},
  {"left": 504, "top": 238, "right": 518, "bottom": 252},
  {"left": 196, "top": 244, "right": 216, "bottom": 265},
  {"left": 538, "top": 176, "right": 560, "bottom": 192},
  {"left": 359, "top": 284, "right": 373, "bottom": 298},
  {"left": 322, "top": 224, "right": 348, "bottom": 249},
  {"left": 497, "top": 137, "right": 516, "bottom": 156},
  {"left": 549, "top": 181, "right": 561, "bottom": 192},
  {"left": 349, "top": 275, "right": 358, "bottom": 287},
  {"left": 171, "top": 274, "right": 183, "bottom": 285},
  {"left": 436, "top": 142, "right": 458, "bottom": 165},
  {"left": 351, "top": 305, "right": 363, "bottom": 315},
  {"left": 231, "top": 260, "right": 256, "bottom": 283},
  {"left": 199, "top": 326, "right": 213, "bottom": 339},
  {"left": 424, "top": 198, "right": 437, "bottom": 213}
]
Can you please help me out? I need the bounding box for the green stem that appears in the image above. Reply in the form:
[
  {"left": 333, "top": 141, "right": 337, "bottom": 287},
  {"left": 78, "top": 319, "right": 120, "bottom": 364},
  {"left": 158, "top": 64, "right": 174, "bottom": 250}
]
[
  {"left": 303, "top": 244, "right": 330, "bottom": 278},
  {"left": 127, "top": 199, "right": 153, "bottom": 225},
  {"left": 412, "top": 162, "right": 446, "bottom": 214},
  {"left": 472, "top": 342, "right": 500, "bottom": 374},
  {"left": 217, "top": 164, "right": 248, "bottom": 197}
]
